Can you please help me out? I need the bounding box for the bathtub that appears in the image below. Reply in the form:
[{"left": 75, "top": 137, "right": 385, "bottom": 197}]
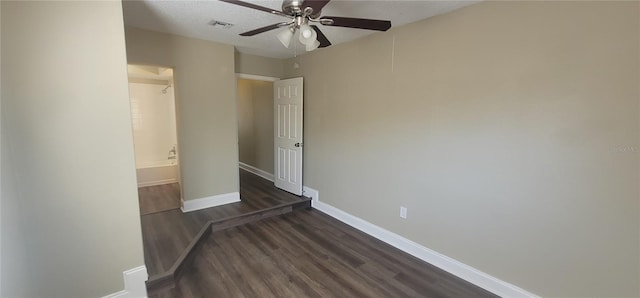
[{"left": 136, "top": 160, "right": 178, "bottom": 187}]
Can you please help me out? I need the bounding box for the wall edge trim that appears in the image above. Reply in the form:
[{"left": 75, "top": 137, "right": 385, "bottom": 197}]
[
  {"left": 236, "top": 73, "right": 280, "bottom": 82},
  {"left": 137, "top": 178, "right": 178, "bottom": 188},
  {"left": 102, "top": 265, "right": 148, "bottom": 298},
  {"left": 181, "top": 192, "right": 240, "bottom": 212},
  {"left": 304, "top": 186, "right": 538, "bottom": 298},
  {"left": 239, "top": 162, "right": 274, "bottom": 182}
]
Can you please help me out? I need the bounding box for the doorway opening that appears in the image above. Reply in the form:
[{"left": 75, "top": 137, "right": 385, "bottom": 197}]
[
  {"left": 236, "top": 75, "right": 277, "bottom": 182},
  {"left": 127, "top": 64, "right": 181, "bottom": 215},
  {"left": 236, "top": 74, "right": 305, "bottom": 196}
]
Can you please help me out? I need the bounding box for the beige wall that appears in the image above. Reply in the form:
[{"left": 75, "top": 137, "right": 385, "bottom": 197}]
[
  {"left": 125, "top": 27, "right": 239, "bottom": 201},
  {"left": 0, "top": 2, "right": 30, "bottom": 293},
  {"left": 235, "top": 52, "right": 284, "bottom": 78},
  {"left": 237, "top": 79, "right": 275, "bottom": 173},
  {"left": 1, "top": 1, "right": 145, "bottom": 297},
  {"left": 285, "top": 1, "right": 639, "bottom": 297}
]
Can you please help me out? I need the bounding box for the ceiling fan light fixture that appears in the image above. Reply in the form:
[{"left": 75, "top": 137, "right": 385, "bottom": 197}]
[
  {"left": 277, "top": 27, "right": 294, "bottom": 48},
  {"left": 298, "top": 23, "right": 317, "bottom": 46},
  {"left": 305, "top": 39, "right": 320, "bottom": 51}
]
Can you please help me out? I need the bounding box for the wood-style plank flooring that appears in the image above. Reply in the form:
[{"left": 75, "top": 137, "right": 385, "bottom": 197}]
[
  {"left": 138, "top": 183, "right": 181, "bottom": 215},
  {"left": 141, "top": 169, "right": 304, "bottom": 276},
  {"left": 152, "top": 209, "right": 498, "bottom": 298}
]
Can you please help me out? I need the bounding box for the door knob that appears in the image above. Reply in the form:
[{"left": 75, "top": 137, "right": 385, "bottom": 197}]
[{"left": 295, "top": 142, "right": 303, "bottom": 147}]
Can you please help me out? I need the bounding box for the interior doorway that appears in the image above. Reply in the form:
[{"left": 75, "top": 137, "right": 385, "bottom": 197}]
[
  {"left": 127, "top": 64, "right": 182, "bottom": 215},
  {"left": 236, "top": 74, "right": 279, "bottom": 182},
  {"left": 236, "top": 74, "right": 304, "bottom": 196}
]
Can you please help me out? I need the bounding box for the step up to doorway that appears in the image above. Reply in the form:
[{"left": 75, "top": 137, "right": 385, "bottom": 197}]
[{"left": 146, "top": 198, "right": 311, "bottom": 294}]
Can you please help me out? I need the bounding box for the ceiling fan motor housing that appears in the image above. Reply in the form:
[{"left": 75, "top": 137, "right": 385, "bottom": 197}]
[{"left": 282, "top": 0, "right": 321, "bottom": 18}]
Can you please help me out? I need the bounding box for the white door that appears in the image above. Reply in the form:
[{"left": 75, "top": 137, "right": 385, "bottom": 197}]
[{"left": 274, "top": 77, "right": 303, "bottom": 195}]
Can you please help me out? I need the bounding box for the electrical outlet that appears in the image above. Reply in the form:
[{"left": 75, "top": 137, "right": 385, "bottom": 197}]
[{"left": 400, "top": 206, "right": 407, "bottom": 219}]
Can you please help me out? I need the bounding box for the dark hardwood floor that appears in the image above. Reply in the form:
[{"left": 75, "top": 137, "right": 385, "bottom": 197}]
[
  {"left": 151, "top": 209, "right": 498, "bottom": 298},
  {"left": 141, "top": 169, "right": 305, "bottom": 276},
  {"left": 138, "top": 183, "right": 181, "bottom": 215}
]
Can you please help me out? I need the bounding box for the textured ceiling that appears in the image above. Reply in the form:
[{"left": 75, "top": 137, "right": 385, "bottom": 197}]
[{"left": 123, "top": 0, "right": 478, "bottom": 59}]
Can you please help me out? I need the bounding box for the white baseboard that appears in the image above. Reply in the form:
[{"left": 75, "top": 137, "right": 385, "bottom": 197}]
[
  {"left": 304, "top": 186, "right": 538, "bottom": 298},
  {"left": 137, "top": 178, "right": 177, "bottom": 188},
  {"left": 103, "top": 265, "right": 148, "bottom": 298},
  {"left": 239, "top": 162, "right": 274, "bottom": 182},
  {"left": 181, "top": 192, "right": 240, "bottom": 213},
  {"left": 302, "top": 185, "right": 319, "bottom": 201}
]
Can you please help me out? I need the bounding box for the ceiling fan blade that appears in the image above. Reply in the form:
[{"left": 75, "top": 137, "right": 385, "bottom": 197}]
[
  {"left": 219, "top": 0, "right": 288, "bottom": 17},
  {"left": 240, "top": 23, "right": 286, "bottom": 36},
  {"left": 301, "top": 0, "right": 331, "bottom": 15},
  {"left": 320, "top": 16, "right": 391, "bottom": 31},
  {"left": 311, "top": 25, "right": 331, "bottom": 48}
]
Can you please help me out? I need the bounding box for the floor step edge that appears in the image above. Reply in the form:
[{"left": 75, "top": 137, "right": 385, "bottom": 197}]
[{"left": 146, "top": 197, "right": 311, "bottom": 294}]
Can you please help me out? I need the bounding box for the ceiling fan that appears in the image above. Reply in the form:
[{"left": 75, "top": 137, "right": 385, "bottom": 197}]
[{"left": 220, "top": 0, "right": 392, "bottom": 51}]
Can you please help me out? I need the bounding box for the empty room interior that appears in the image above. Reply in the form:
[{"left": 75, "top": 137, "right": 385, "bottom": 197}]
[{"left": 1, "top": 0, "right": 639, "bottom": 297}]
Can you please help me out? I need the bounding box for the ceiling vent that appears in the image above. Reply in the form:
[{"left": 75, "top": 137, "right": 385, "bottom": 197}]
[{"left": 208, "top": 20, "right": 234, "bottom": 29}]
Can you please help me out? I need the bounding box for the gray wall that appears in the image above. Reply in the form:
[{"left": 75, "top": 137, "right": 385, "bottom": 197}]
[
  {"left": 285, "top": 1, "right": 639, "bottom": 297},
  {"left": 235, "top": 52, "right": 284, "bottom": 78},
  {"left": 125, "top": 27, "right": 239, "bottom": 201},
  {"left": 1, "top": 1, "right": 145, "bottom": 296},
  {"left": 237, "top": 79, "right": 275, "bottom": 173}
]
